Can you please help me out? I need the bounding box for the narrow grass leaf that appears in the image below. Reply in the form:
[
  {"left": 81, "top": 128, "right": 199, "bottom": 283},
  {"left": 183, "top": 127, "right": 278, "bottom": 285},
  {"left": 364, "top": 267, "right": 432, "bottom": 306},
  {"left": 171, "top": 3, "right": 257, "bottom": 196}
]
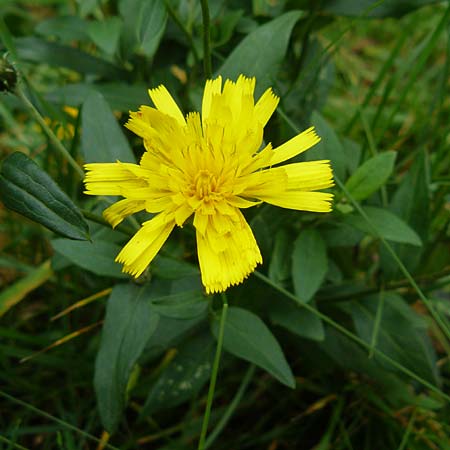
[
  {"left": 0, "top": 260, "right": 52, "bottom": 317},
  {"left": 292, "top": 229, "right": 328, "bottom": 302},
  {"left": 81, "top": 92, "right": 135, "bottom": 163},
  {"left": 0, "top": 152, "right": 90, "bottom": 240},
  {"left": 345, "top": 151, "right": 396, "bottom": 201},
  {"left": 94, "top": 284, "right": 160, "bottom": 432},
  {"left": 212, "top": 307, "right": 295, "bottom": 388}
]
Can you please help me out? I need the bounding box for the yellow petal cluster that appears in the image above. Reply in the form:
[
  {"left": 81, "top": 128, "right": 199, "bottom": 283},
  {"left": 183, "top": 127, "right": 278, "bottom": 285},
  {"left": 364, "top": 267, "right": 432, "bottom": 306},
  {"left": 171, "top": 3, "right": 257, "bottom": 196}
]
[{"left": 84, "top": 75, "right": 334, "bottom": 293}]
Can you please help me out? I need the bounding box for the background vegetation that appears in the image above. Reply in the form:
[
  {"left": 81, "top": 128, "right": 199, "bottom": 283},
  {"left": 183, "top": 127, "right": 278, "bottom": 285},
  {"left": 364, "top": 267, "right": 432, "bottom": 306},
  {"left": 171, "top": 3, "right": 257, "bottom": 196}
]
[{"left": 1, "top": 0, "right": 449, "bottom": 449}]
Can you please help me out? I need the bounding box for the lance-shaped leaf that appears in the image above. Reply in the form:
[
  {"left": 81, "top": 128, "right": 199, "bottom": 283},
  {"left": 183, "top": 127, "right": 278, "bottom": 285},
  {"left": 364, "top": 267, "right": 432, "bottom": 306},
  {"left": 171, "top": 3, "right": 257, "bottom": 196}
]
[
  {"left": 0, "top": 152, "right": 89, "bottom": 240},
  {"left": 94, "top": 283, "right": 160, "bottom": 432}
]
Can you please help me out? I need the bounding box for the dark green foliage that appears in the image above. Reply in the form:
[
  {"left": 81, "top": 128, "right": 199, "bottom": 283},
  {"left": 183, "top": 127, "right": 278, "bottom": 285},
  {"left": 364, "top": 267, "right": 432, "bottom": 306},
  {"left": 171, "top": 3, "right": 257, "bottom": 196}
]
[{"left": 1, "top": 1, "right": 450, "bottom": 449}]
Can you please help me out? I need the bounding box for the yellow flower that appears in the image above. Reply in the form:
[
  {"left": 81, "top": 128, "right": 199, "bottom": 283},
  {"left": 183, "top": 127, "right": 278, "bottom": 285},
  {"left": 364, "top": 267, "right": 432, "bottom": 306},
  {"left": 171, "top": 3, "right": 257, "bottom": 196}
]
[{"left": 84, "top": 75, "right": 334, "bottom": 294}]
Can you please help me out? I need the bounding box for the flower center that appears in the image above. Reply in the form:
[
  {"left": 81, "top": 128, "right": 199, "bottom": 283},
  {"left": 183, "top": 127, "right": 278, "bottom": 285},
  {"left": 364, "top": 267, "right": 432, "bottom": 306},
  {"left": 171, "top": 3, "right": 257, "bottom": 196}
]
[{"left": 194, "top": 170, "right": 218, "bottom": 199}]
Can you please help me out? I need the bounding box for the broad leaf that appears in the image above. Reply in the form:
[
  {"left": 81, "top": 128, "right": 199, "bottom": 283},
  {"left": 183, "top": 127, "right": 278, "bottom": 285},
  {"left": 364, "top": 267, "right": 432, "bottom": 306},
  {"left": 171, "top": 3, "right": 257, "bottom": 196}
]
[
  {"left": 137, "top": 0, "right": 167, "bottom": 57},
  {"left": 309, "top": 111, "right": 347, "bottom": 181},
  {"left": 151, "top": 290, "right": 207, "bottom": 319},
  {"left": 142, "top": 333, "right": 213, "bottom": 415},
  {"left": 342, "top": 206, "right": 422, "bottom": 246},
  {"left": 212, "top": 307, "right": 295, "bottom": 388},
  {"left": 81, "top": 92, "right": 135, "bottom": 163},
  {"left": 350, "top": 293, "right": 439, "bottom": 385},
  {"left": 0, "top": 152, "right": 89, "bottom": 241},
  {"left": 94, "top": 284, "right": 160, "bottom": 432},
  {"left": 14, "top": 37, "right": 126, "bottom": 79},
  {"left": 51, "top": 238, "right": 127, "bottom": 278},
  {"left": 292, "top": 229, "right": 328, "bottom": 302},
  {"left": 87, "top": 17, "right": 123, "bottom": 55},
  {"left": 269, "top": 300, "right": 325, "bottom": 341},
  {"left": 268, "top": 229, "right": 292, "bottom": 285},
  {"left": 217, "top": 11, "right": 303, "bottom": 96},
  {"left": 35, "top": 15, "right": 89, "bottom": 43},
  {"left": 345, "top": 152, "right": 396, "bottom": 201}
]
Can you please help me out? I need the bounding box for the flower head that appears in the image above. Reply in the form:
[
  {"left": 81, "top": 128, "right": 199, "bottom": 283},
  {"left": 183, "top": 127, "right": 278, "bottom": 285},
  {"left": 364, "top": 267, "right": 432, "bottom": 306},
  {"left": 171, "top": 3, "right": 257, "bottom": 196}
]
[{"left": 84, "top": 76, "right": 334, "bottom": 293}]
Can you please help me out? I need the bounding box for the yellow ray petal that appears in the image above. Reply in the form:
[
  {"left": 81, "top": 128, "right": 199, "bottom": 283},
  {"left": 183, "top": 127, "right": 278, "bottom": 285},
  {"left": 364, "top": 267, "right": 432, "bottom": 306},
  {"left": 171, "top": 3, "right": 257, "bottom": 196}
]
[
  {"left": 148, "top": 85, "right": 186, "bottom": 126},
  {"left": 202, "top": 76, "right": 222, "bottom": 124},
  {"left": 254, "top": 88, "right": 279, "bottom": 127},
  {"left": 116, "top": 214, "right": 176, "bottom": 278},
  {"left": 196, "top": 210, "right": 262, "bottom": 294},
  {"left": 270, "top": 127, "right": 321, "bottom": 166},
  {"left": 284, "top": 160, "right": 335, "bottom": 191},
  {"left": 84, "top": 162, "right": 147, "bottom": 196},
  {"left": 103, "top": 199, "right": 146, "bottom": 228},
  {"left": 259, "top": 191, "right": 333, "bottom": 212}
]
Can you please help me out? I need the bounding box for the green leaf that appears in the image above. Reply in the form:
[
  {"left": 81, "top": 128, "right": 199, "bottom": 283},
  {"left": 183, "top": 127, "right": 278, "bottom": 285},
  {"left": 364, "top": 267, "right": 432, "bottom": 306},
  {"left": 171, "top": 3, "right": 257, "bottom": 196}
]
[
  {"left": 14, "top": 37, "right": 126, "bottom": 79},
  {"left": 151, "top": 290, "right": 207, "bottom": 319},
  {"left": 142, "top": 333, "right": 213, "bottom": 415},
  {"left": 94, "top": 284, "right": 160, "bottom": 432},
  {"left": 212, "top": 307, "right": 295, "bottom": 388},
  {"left": 345, "top": 152, "right": 396, "bottom": 201},
  {"left": 0, "top": 152, "right": 89, "bottom": 241},
  {"left": 81, "top": 92, "right": 135, "bottom": 163},
  {"left": 136, "top": 0, "right": 167, "bottom": 57},
  {"left": 217, "top": 11, "right": 303, "bottom": 96},
  {"left": 309, "top": 111, "right": 348, "bottom": 181},
  {"left": 268, "top": 229, "right": 292, "bottom": 284},
  {"left": 320, "top": 0, "right": 441, "bottom": 18},
  {"left": 151, "top": 255, "right": 200, "bottom": 279},
  {"left": 350, "top": 293, "right": 439, "bottom": 385},
  {"left": 292, "top": 229, "right": 328, "bottom": 302},
  {"left": 51, "top": 238, "right": 127, "bottom": 278},
  {"left": 36, "top": 16, "right": 89, "bottom": 43},
  {"left": 269, "top": 300, "right": 325, "bottom": 341},
  {"left": 46, "top": 83, "right": 149, "bottom": 111},
  {"left": 87, "top": 17, "right": 123, "bottom": 55},
  {"left": 342, "top": 206, "right": 422, "bottom": 246}
]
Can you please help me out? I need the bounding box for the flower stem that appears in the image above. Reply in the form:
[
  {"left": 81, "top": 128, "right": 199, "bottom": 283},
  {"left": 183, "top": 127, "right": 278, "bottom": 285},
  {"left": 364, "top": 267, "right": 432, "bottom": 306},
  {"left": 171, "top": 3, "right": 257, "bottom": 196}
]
[
  {"left": 198, "top": 293, "right": 228, "bottom": 450},
  {"left": 15, "top": 85, "right": 84, "bottom": 179},
  {"left": 200, "top": 0, "right": 212, "bottom": 79}
]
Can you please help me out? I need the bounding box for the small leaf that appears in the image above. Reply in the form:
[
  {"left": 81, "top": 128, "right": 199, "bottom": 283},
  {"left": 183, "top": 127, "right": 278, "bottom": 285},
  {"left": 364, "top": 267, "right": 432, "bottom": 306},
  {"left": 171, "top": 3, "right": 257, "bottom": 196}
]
[
  {"left": 217, "top": 11, "right": 303, "bottom": 96},
  {"left": 0, "top": 152, "right": 89, "bottom": 240},
  {"left": 268, "top": 229, "right": 292, "bottom": 284},
  {"left": 345, "top": 152, "right": 396, "bottom": 201},
  {"left": 137, "top": 0, "right": 167, "bottom": 57},
  {"left": 81, "top": 92, "right": 135, "bottom": 163},
  {"left": 142, "top": 333, "right": 213, "bottom": 415},
  {"left": 292, "top": 229, "right": 328, "bottom": 302},
  {"left": 87, "top": 17, "right": 123, "bottom": 55},
  {"left": 309, "top": 111, "right": 348, "bottom": 181},
  {"left": 94, "top": 284, "right": 160, "bottom": 432},
  {"left": 51, "top": 238, "right": 127, "bottom": 278},
  {"left": 342, "top": 206, "right": 422, "bottom": 246},
  {"left": 212, "top": 307, "right": 295, "bottom": 388},
  {"left": 36, "top": 15, "right": 89, "bottom": 43},
  {"left": 151, "top": 290, "right": 207, "bottom": 319},
  {"left": 269, "top": 300, "right": 325, "bottom": 341}
]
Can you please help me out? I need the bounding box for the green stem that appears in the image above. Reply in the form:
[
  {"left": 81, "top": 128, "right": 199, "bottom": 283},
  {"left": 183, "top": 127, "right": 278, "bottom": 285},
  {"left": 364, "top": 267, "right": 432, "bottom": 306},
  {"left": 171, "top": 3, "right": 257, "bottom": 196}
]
[
  {"left": 164, "top": 0, "right": 200, "bottom": 65},
  {"left": 205, "top": 364, "right": 255, "bottom": 449},
  {"left": 253, "top": 271, "right": 450, "bottom": 403},
  {"left": 198, "top": 294, "right": 228, "bottom": 449},
  {"left": 15, "top": 86, "right": 84, "bottom": 179},
  {"left": 200, "top": 0, "right": 212, "bottom": 79}
]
